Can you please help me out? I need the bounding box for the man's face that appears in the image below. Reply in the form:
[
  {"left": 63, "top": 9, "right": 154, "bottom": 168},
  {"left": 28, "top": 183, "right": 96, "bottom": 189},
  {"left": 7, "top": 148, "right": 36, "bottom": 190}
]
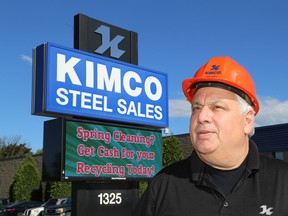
[{"left": 190, "top": 87, "right": 253, "bottom": 168}]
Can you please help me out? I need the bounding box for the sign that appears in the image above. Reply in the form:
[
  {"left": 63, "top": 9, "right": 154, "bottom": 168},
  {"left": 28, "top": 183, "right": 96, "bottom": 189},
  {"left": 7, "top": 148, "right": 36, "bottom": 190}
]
[
  {"left": 74, "top": 13, "right": 138, "bottom": 64},
  {"left": 32, "top": 42, "right": 169, "bottom": 128},
  {"left": 64, "top": 119, "right": 162, "bottom": 180},
  {"left": 72, "top": 182, "right": 138, "bottom": 215}
]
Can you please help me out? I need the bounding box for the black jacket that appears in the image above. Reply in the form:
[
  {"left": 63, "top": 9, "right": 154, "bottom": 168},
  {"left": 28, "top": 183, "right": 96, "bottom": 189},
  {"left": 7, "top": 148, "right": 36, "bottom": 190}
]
[{"left": 133, "top": 141, "right": 288, "bottom": 216}]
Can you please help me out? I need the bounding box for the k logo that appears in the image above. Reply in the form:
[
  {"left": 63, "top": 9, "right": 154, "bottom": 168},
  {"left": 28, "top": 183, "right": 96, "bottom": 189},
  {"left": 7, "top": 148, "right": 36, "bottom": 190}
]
[
  {"left": 94, "top": 25, "right": 125, "bottom": 59},
  {"left": 210, "top": 65, "right": 220, "bottom": 70},
  {"left": 74, "top": 14, "right": 138, "bottom": 64},
  {"left": 259, "top": 205, "right": 273, "bottom": 215}
]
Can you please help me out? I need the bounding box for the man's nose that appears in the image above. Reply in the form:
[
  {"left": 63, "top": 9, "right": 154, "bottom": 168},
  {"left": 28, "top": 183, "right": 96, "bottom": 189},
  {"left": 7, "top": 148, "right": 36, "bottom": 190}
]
[{"left": 197, "top": 106, "right": 212, "bottom": 124}]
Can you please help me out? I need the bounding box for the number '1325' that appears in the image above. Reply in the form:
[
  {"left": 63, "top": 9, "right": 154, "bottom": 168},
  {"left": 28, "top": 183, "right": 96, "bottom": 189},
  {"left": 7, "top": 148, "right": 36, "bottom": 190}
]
[{"left": 98, "top": 193, "right": 122, "bottom": 205}]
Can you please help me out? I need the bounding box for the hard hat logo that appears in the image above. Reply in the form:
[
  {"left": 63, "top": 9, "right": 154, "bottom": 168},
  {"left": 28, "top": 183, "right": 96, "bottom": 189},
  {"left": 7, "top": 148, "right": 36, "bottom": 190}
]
[
  {"left": 182, "top": 56, "right": 260, "bottom": 115},
  {"left": 205, "top": 64, "right": 221, "bottom": 75},
  {"left": 210, "top": 65, "right": 220, "bottom": 71}
]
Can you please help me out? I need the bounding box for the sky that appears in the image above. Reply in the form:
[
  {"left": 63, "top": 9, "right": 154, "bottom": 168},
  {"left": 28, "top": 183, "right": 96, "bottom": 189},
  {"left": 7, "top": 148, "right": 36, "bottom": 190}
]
[{"left": 1, "top": 0, "right": 288, "bottom": 153}]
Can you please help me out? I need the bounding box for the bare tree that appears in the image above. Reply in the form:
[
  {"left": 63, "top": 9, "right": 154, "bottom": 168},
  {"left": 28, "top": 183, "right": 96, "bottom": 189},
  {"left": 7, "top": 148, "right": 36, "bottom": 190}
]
[{"left": 0, "top": 135, "right": 32, "bottom": 159}]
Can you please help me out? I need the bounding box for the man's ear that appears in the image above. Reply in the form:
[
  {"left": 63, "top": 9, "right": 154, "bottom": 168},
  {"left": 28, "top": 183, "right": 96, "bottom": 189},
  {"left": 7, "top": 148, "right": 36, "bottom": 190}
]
[{"left": 244, "top": 109, "right": 255, "bottom": 135}]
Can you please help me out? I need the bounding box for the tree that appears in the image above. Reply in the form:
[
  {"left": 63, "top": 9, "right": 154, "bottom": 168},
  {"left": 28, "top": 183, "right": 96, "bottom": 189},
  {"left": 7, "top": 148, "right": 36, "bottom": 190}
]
[
  {"left": 162, "top": 135, "right": 184, "bottom": 167},
  {"left": 35, "top": 149, "right": 43, "bottom": 154},
  {"left": 10, "top": 155, "right": 42, "bottom": 202},
  {"left": 139, "top": 135, "right": 184, "bottom": 195},
  {"left": 0, "top": 136, "right": 31, "bottom": 159},
  {"left": 47, "top": 181, "right": 71, "bottom": 198}
]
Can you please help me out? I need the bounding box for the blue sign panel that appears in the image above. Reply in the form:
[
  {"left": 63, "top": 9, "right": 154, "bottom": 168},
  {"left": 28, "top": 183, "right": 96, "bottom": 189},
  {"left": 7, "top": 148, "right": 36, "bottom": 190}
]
[{"left": 32, "top": 42, "right": 168, "bottom": 128}]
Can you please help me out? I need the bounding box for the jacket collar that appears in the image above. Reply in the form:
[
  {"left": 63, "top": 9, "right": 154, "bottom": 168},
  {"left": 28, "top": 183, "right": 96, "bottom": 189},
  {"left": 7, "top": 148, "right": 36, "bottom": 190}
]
[{"left": 189, "top": 140, "right": 260, "bottom": 183}]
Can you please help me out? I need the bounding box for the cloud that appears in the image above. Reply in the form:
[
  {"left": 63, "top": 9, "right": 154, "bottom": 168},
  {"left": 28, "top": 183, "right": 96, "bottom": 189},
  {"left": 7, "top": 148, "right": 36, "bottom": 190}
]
[
  {"left": 21, "top": 54, "right": 32, "bottom": 64},
  {"left": 169, "top": 99, "right": 191, "bottom": 118},
  {"left": 255, "top": 96, "right": 288, "bottom": 126},
  {"left": 169, "top": 96, "right": 288, "bottom": 127}
]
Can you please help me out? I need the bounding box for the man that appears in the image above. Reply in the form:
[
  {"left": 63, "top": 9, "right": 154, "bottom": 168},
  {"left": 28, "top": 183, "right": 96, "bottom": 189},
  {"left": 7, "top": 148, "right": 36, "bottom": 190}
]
[{"left": 132, "top": 56, "right": 288, "bottom": 216}]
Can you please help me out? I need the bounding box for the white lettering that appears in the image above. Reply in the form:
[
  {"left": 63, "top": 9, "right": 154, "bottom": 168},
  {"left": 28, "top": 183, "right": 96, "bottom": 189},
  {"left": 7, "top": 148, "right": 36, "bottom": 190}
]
[
  {"left": 117, "top": 99, "right": 127, "bottom": 114},
  {"left": 81, "top": 92, "right": 92, "bottom": 109},
  {"left": 55, "top": 88, "right": 112, "bottom": 112},
  {"left": 123, "top": 71, "right": 142, "bottom": 97},
  {"left": 86, "top": 61, "right": 94, "bottom": 88},
  {"left": 97, "top": 64, "right": 121, "bottom": 93},
  {"left": 116, "top": 99, "right": 162, "bottom": 120},
  {"left": 54, "top": 54, "right": 165, "bottom": 122},
  {"left": 146, "top": 104, "right": 154, "bottom": 119},
  {"left": 154, "top": 105, "right": 163, "bottom": 120},
  {"left": 69, "top": 90, "right": 81, "bottom": 107},
  {"left": 56, "top": 88, "right": 69, "bottom": 105},
  {"left": 145, "top": 76, "right": 162, "bottom": 101},
  {"left": 57, "top": 54, "right": 81, "bottom": 85}
]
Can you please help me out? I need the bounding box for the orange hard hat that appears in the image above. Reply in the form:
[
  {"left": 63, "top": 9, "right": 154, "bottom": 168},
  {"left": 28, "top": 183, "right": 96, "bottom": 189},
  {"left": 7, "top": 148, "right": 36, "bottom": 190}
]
[{"left": 182, "top": 56, "right": 260, "bottom": 114}]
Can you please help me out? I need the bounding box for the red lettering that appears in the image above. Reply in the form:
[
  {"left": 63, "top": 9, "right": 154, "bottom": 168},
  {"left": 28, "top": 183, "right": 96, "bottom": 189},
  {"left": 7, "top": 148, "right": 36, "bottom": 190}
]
[{"left": 77, "top": 144, "right": 95, "bottom": 156}]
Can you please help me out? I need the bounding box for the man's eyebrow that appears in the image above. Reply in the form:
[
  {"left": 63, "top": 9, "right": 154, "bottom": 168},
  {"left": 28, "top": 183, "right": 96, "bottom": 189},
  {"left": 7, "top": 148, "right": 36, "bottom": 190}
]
[
  {"left": 191, "top": 101, "right": 202, "bottom": 106},
  {"left": 192, "top": 99, "right": 222, "bottom": 106}
]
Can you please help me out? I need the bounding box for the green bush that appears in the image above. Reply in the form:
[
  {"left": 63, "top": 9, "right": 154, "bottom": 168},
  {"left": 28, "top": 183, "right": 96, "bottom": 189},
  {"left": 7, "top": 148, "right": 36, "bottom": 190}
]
[
  {"left": 48, "top": 181, "right": 71, "bottom": 198},
  {"left": 10, "top": 155, "right": 41, "bottom": 202}
]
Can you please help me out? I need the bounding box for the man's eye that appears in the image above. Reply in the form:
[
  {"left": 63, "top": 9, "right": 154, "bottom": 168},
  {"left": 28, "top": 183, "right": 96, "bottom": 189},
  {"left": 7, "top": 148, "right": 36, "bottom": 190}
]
[
  {"left": 213, "top": 105, "right": 224, "bottom": 110},
  {"left": 192, "top": 106, "right": 201, "bottom": 112}
]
